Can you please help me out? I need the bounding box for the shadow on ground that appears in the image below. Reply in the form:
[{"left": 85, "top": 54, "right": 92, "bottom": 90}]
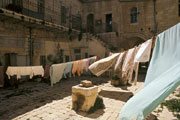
[
  {"left": 0, "top": 76, "right": 109, "bottom": 120},
  {"left": 76, "top": 109, "right": 105, "bottom": 119},
  {"left": 99, "top": 90, "right": 133, "bottom": 102}
]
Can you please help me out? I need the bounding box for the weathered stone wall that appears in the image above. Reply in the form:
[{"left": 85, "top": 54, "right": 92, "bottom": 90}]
[{"left": 0, "top": 17, "right": 107, "bottom": 66}]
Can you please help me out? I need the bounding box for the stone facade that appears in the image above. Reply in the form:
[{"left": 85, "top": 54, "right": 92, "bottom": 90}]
[
  {"left": 0, "top": 8, "right": 109, "bottom": 66},
  {"left": 0, "top": 0, "right": 180, "bottom": 66},
  {"left": 81, "top": 0, "right": 180, "bottom": 49}
]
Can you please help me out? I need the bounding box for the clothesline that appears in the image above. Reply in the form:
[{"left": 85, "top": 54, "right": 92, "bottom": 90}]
[
  {"left": 89, "top": 39, "right": 152, "bottom": 85},
  {"left": 50, "top": 56, "right": 98, "bottom": 86}
]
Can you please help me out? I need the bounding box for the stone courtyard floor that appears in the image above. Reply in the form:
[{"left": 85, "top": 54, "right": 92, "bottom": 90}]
[{"left": 0, "top": 75, "right": 178, "bottom": 120}]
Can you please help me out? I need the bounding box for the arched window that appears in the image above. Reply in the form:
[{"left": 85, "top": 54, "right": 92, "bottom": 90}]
[{"left": 131, "top": 7, "right": 138, "bottom": 23}]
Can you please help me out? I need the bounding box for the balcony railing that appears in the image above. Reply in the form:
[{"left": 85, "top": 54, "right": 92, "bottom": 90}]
[
  {"left": 0, "top": 0, "right": 82, "bottom": 31},
  {"left": 82, "top": 22, "right": 118, "bottom": 35}
]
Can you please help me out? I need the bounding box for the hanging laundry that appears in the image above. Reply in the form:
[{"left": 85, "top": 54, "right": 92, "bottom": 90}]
[
  {"left": 89, "top": 56, "right": 96, "bottom": 65},
  {"left": 121, "top": 48, "right": 136, "bottom": 85},
  {"left": 82, "top": 59, "right": 88, "bottom": 72},
  {"left": 134, "top": 39, "right": 152, "bottom": 63},
  {"left": 89, "top": 53, "right": 120, "bottom": 76},
  {"left": 44, "top": 65, "right": 50, "bottom": 78},
  {"left": 133, "top": 39, "right": 152, "bottom": 85},
  {"left": 50, "top": 63, "right": 67, "bottom": 86},
  {"left": 32, "top": 66, "right": 44, "bottom": 77},
  {"left": 119, "top": 23, "right": 180, "bottom": 120},
  {"left": 6, "top": 67, "right": 34, "bottom": 79},
  {"left": 63, "top": 62, "right": 73, "bottom": 78},
  {"left": 0, "top": 66, "right": 4, "bottom": 87},
  {"left": 77, "top": 60, "right": 83, "bottom": 76},
  {"left": 72, "top": 61, "right": 79, "bottom": 77},
  {"left": 114, "top": 51, "right": 127, "bottom": 72},
  {"left": 128, "top": 45, "right": 141, "bottom": 83},
  {"left": 114, "top": 52, "right": 127, "bottom": 81}
]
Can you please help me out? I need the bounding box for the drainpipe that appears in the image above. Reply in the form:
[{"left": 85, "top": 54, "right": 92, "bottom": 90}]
[
  {"left": 153, "top": 0, "right": 157, "bottom": 36},
  {"left": 29, "top": 27, "right": 33, "bottom": 65}
]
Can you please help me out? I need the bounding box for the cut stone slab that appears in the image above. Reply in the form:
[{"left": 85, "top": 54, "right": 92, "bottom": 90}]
[
  {"left": 72, "top": 85, "right": 98, "bottom": 112},
  {"left": 80, "top": 80, "right": 93, "bottom": 87}
]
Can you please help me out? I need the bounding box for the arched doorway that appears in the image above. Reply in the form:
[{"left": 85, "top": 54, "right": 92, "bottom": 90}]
[
  {"left": 87, "top": 14, "right": 94, "bottom": 33},
  {"left": 120, "top": 37, "right": 145, "bottom": 50}
]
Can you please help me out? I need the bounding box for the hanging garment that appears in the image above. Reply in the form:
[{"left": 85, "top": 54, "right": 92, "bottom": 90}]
[
  {"left": 121, "top": 48, "right": 136, "bottom": 84},
  {"left": 114, "top": 52, "right": 127, "bottom": 72},
  {"left": 63, "top": 62, "right": 73, "bottom": 78},
  {"left": 128, "top": 45, "right": 142, "bottom": 83},
  {"left": 89, "top": 56, "right": 96, "bottom": 65},
  {"left": 50, "top": 63, "right": 67, "bottom": 86},
  {"left": 44, "top": 65, "right": 50, "bottom": 78},
  {"left": 6, "top": 67, "right": 33, "bottom": 79},
  {"left": 77, "top": 60, "right": 83, "bottom": 76},
  {"left": 133, "top": 40, "right": 153, "bottom": 85},
  {"left": 0, "top": 66, "right": 4, "bottom": 87},
  {"left": 89, "top": 53, "right": 120, "bottom": 76},
  {"left": 134, "top": 39, "right": 152, "bottom": 63},
  {"left": 82, "top": 59, "right": 88, "bottom": 72},
  {"left": 119, "top": 23, "right": 180, "bottom": 120},
  {"left": 32, "top": 66, "right": 44, "bottom": 77},
  {"left": 72, "top": 61, "right": 79, "bottom": 77}
]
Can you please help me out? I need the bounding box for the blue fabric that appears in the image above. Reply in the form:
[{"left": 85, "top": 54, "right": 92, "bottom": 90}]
[
  {"left": 119, "top": 23, "right": 180, "bottom": 120},
  {"left": 63, "top": 62, "right": 73, "bottom": 78}
]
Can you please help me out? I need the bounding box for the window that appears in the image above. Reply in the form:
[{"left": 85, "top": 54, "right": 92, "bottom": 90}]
[
  {"left": 106, "top": 14, "right": 112, "bottom": 32},
  {"left": 74, "top": 49, "right": 81, "bottom": 54},
  {"left": 38, "top": 0, "right": 44, "bottom": 15},
  {"left": 61, "top": 6, "right": 66, "bottom": 24},
  {"left": 85, "top": 53, "right": 88, "bottom": 58},
  {"left": 179, "top": 0, "right": 180, "bottom": 16},
  {"left": 65, "top": 56, "right": 70, "bottom": 62},
  {"left": 75, "top": 55, "right": 81, "bottom": 60},
  {"left": 40, "top": 56, "right": 46, "bottom": 66},
  {"left": 131, "top": 7, "right": 138, "bottom": 23}
]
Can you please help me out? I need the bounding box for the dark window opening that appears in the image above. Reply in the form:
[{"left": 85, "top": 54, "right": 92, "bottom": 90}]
[
  {"left": 38, "top": 0, "right": 45, "bottom": 15},
  {"left": 65, "top": 56, "right": 70, "bottom": 62},
  {"left": 74, "top": 49, "right": 81, "bottom": 54},
  {"left": 85, "top": 53, "right": 88, "bottom": 58},
  {"left": 40, "top": 56, "right": 46, "bottom": 66},
  {"left": 131, "top": 7, "right": 138, "bottom": 23},
  {"left": 87, "top": 14, "right": 94, "bottom": 33},
  {"left": 75, "top": 55, "right": 81, "bottom": 60},
  {"left": 61, "top": 6, "right": 66, "bottom": 24},
  {"left": 106, "top": 14, "right": 112, "bottom": 32}
]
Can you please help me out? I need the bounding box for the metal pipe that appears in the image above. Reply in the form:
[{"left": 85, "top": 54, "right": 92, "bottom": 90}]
[{"left": 153, "top": 0, "right": 157, "bottom": 36}]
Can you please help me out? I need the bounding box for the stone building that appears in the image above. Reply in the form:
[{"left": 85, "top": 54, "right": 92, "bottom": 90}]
[
  {"left": 0, "top": 0, "right": 109, "bottom": 66},
  {"left": 0, "top": 0, "right": 179, "bottom": 66},
  {"left": 81, "top": 0, "right": 180, "bottom": 49}
]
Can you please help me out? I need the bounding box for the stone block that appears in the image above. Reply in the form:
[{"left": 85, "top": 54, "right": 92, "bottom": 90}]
[
  {"left": 80, "top": 80, "right": 93, "bottom": 87},
  {"left": 72, "top": 85, "right": 98, "bottom": 112}
]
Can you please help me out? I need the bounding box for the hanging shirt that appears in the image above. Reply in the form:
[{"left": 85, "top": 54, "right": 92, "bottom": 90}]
[
  {"left": 77, "top": 60, "right": 83, "bottom": 76},
  {"left": 72, "top": 61, "right": 79, "bottom": 77},
  {"left": 82, "top": 59, "right": 88, "bottom": 72},
  {"left": 6, "top": 67, "right": 34, "bottom": 79},
  {"left": 63, "top": 62, "right": 73, "bottom": 78},
  {"left": 122, "top": 48, "right": 136, "bottom": 82},
  {"left": 133, "top": 40, "right": 152, "bottom": 85},
  {"left": 89, "top": 53, "right": 120, "bottom": 76},
  {"left": 32, "top": 66, "right": 44, "bottom": 77},
  {"left": 50, "top": 63, "right": 67, "bottom": 86},
  {"left": 119, "top": 23, "right": 180, "bottom": 120},
  {"left": 134, "top": 39, "right": 152, "bottom": 63}
]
